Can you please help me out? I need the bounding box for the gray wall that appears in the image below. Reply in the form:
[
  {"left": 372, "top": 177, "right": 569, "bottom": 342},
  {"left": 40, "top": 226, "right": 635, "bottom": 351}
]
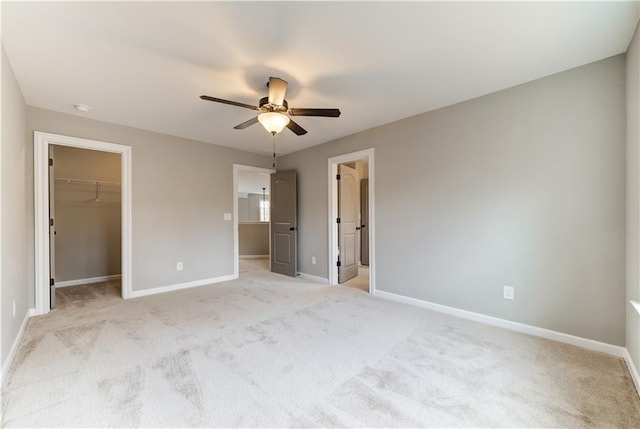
[
  {"left": 53, "top": 146, "right": 122, "bottom": 282},
  {"left": 239, "top": 223, "right": 269, "bottom": 256},
  {"left": 238, "top": 197, "right": 249, "bottom": 222},
  {"left": 280, "top": 55, "right": 626, "bottom": 345},
  {"left": 627, "top": 21, "right": 640, "bottom": 373},
  {"left": 355, "top": 160, "right": 368, "bottom": 180},
  {"left": 1, "top": 46, "right": 29, "bottom": 369},
  {"left": 27, "top": 107, "right": 271, "bottom": 298}
]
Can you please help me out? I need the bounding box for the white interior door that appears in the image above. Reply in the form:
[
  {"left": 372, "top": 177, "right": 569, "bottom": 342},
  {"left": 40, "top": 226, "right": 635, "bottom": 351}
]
[
  {"left": 338, "top": 164, "right": 358, "bottom": 283},
  {"left": 48, "top": 145, "right": 56, "bottom": 308}
]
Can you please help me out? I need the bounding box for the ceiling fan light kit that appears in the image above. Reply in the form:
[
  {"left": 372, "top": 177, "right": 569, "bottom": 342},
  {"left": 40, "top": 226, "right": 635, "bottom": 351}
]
[
  {"left": 200, "top": 76, "right": 341, "bottom": 136},
  {"left": 258, "top": 112, "right": 290, "bottom": 135}
]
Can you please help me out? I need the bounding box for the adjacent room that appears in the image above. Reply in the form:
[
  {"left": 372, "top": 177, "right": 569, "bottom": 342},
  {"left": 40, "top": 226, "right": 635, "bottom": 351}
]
[
  {"left": 236, "top": 168, "right": 271, "bottom": 275},
  {"left": 1, "top": 1, "right": 640, "bottom": 427}
]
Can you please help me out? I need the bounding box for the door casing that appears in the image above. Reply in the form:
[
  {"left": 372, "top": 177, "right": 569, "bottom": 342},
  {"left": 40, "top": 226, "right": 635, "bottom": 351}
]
[{"left": 328, "top": 148, "right": 375, "bottom": 293}]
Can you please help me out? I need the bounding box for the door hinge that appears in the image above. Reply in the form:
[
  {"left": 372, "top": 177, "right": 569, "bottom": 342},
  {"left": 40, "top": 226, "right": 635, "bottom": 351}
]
[
  {"left": 336, "top": 174, "right": 341, "bottom": 180},
  {"left": 50, "top": 278, "right": 55, "bottom": 286},
  {"left": 49, "top": 158, "right": 53, "bottom": 167},
  {"left": 50, "top": 218, "right": 54, "bottom": 227},
  {"left": 337, "top": 261, "right": 341, "bottom": 267},
  {"left": 336, "top": 217, "right": 341, "bottom": 223}
]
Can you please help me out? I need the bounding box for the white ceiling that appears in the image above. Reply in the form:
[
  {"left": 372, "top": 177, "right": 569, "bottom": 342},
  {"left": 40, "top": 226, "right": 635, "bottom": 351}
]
[{"left": 2, "top": 2, "right": 638, "bottom": 156}]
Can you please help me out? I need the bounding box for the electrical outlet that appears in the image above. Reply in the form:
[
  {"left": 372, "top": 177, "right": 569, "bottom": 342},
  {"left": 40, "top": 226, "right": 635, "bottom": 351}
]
[
  {"left": 503, "top": 285, "right": 515, "bottom": 300},
  {"left": 177, "top": 261, "right": 184, "bottom": 271},
  {"left": 12, "top": 300, "right": 16, "bottom": 318},
  {"left": 312, "top": 256, "right": 317, "bottom": 264}
]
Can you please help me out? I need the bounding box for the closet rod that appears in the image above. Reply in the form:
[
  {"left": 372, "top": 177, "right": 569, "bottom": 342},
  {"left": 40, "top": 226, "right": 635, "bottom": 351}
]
[{"left": 54, "top": 177, "right": 121, "bottom": 186}]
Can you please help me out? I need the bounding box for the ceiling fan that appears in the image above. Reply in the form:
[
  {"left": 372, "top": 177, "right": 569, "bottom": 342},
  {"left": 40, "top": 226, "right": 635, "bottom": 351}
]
[{"left": 200, "top": 77, "right": 341, "bottom": 136}]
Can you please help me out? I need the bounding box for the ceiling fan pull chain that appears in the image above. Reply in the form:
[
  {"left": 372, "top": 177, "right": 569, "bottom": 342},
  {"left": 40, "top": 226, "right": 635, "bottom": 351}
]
[{"left": 272, "top": 133, "right": 277, "bottom": 170}]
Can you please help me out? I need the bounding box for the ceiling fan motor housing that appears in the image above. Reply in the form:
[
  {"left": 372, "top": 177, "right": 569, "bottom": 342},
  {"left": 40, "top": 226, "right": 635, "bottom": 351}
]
[{"left": 259, "top": 96, "right": 288, "bottom": 113}]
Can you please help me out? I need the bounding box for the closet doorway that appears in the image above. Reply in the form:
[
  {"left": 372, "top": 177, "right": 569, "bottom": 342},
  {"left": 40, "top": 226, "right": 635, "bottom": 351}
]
[
  {"left": 50, "top": 145, "right": 122, "bottom": 308},
  {"left": 34, "top": 132, "right": 132, "bottom": 315},
  {"left": 233, "top": 164, "right": 275, "bottom": 277}
]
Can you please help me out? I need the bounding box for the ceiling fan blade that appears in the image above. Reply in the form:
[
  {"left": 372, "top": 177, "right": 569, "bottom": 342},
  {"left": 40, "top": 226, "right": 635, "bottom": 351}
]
[
  {"left": 200, "top": 95, "right": 258, "bottom": 111},
  {"left": 288, "top": 108, "right": 341, "bottom": 117},
  {"left": 268, "top": 77, "right": 288, "bottom": 106},
  {"left": 233, "top": 116, "right": 259, "bottom": 130},
  {"left": 286, "top": 118, "right": 308, "bottom": 136}
]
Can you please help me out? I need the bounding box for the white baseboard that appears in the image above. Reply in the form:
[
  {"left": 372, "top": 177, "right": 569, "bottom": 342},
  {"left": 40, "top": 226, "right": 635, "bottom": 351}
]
[
  {"left": 297, "top": 272, "right": 329, "bottom": 284},
  {"left": 239, "top": 255, "right": 269, "bottom": 259},
  {"left": 623, "top": 348, "right": 640, "bottom": 395},
  {"left": 129, "top": 274, "right": 237, "bottom": 298},
  {"left": 375, "top": 290, "right": 626, "bottom": 358},
  {"left": 56, "top": 274, "right": 122, "bottom": 288},
  {"left": 1, "top": 308, "right": 36, "bottom": 386}
]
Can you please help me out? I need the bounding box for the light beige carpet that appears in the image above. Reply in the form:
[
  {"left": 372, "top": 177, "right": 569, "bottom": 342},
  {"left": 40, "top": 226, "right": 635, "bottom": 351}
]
[{"left": 2, "top": 264, "right": 640, "bottom": 427}]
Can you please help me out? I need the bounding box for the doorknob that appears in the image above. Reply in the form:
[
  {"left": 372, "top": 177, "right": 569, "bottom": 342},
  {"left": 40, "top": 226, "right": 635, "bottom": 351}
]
[
  {"left": 361, "top": 225, "right": 366, "bottom": 228},
  {"left": 289, "top": 227, "right": 296, "bottom": 231}
]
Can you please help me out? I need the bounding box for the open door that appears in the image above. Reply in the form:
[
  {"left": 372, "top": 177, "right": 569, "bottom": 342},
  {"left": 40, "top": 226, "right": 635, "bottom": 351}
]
[
  {"left": 48, "top": 145, "right": 56, "bottom": 308},
  {"left": 360, "top": 178, "right": 369, "bottom": 266},
  {"left": 270, "top": 170, "right": 297, "bottom": 277},
  {"left": 338, "top": 164, "right": 358, "bottom": 283}
]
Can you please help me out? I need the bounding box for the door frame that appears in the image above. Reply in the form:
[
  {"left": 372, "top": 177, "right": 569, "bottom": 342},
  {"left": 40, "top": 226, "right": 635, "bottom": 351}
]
[
  {"left": 34, "top": 131, "right": 132, "bottom": 315},
  {"left": 232, "top": 164, "right": 275, "bottom": 278},
  {"left": 328, "top": 148, "right": 375, "bottom": 294}
]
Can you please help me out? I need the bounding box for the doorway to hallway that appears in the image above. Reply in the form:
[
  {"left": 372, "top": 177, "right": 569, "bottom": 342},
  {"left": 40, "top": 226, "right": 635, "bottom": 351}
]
[{"left": 328, "top": 149, "right": 375, "bottom": 294}]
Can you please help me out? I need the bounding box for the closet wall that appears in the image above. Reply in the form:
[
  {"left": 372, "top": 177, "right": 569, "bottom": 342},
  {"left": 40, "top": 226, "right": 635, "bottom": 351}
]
[{"left": 53, "top": 146, "right": 121, "bottom": 283}]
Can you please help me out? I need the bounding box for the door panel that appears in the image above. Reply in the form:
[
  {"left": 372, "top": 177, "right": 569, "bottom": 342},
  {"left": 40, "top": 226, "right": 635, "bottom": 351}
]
[
  {"left": 338, "top": 164, "right": 358, "bottom": 283},
  {"left": 273, "top": 233, "right": 292, "bottom": 264},
  {"left": 49, "top": 145, "right": 56, "bottom": 308},
  {"left": 361, "top": 178, "right": 369, "bottom": 266},
  {"left": 270, "top": 170, "right": 297, "bottom": 277}
]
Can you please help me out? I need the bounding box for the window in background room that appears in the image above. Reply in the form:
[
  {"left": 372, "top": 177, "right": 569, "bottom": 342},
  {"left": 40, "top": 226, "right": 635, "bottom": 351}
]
[{"left": 260, "top": 199, "right": 270, "bottom": 222}]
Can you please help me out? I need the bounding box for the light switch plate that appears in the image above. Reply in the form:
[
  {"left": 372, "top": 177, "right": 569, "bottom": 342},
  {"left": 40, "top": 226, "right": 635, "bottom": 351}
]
[
  {"left": 503, "top": 285, "right": 515, "bottom": 300},
  {"left": 223, "top": 213, "right": 232, "bottom": 221}
]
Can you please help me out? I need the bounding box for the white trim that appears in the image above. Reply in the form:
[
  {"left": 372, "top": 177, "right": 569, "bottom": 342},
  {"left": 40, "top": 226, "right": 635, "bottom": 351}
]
[
  {"left": 239, "top": 255, "right": 269, "bottom": 259},
  {"left": 129, "top": 274, "right": 236, "bottom": 298},
  {"left": 1, "top": 309, "right": 36, "bottom": 386},
  {"left": 328, "top": 149, "right": 375, "bottom": 295},
  {"left": 623, "top": 348, "right": 640, "bottom": 395},
  {"left": 297, "top": 272, "right": 330, "bottom": 284},
  {"left": 624, "top": 349, "right": 640, "bottom": 393},
  {"left": 630, "top": 300, "right": 640, "bottom": 315},
  {"left": 232, "top": 164, "right": 275, "bottom": 279},
  {"left": 34, "top": 132, "right": 132, "bottom": 314},
  {"left": 375, "top": 290, "right": 626, "bottom": 358},
  {"left": 55, "top": 274, "right": 122, "bottom": 288}
]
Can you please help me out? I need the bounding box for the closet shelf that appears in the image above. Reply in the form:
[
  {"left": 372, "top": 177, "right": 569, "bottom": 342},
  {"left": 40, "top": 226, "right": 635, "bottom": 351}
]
[{"left": 54, "top": 177, "right": 120, "bottom": 187}]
